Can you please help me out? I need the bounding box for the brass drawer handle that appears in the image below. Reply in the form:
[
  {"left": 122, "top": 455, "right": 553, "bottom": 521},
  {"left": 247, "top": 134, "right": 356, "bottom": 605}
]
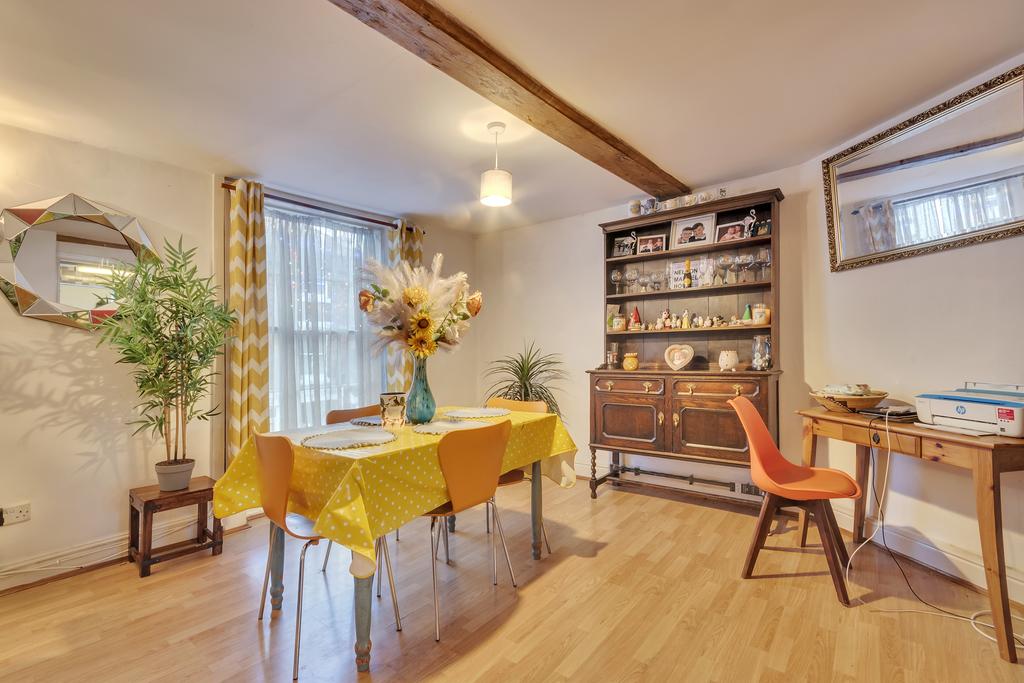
[
  {"left": 733, "top": 384, "right": 742, "bottom": 397},
  {"left": 673, "top": 413, "right": 680, "bottom": 428},
  {"left": 685, "top": 383, "right": 696, "bottom": 396},
  {"left": 605, "top": 380, "right": 614, "bottom": 391},
  {"left": 643, "top": 381, "right": 653, "bottom": 393},
  {"left": 658, "top": 411, "right": 665, "bottom": 426}
]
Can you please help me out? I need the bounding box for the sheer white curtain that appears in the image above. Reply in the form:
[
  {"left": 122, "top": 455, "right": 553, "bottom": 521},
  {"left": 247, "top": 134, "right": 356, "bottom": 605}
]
[
  {"left": 265, "top": 200, "right": 386, "bottom": 430},
  {"left": 892, "top": 173, "right": 1024, "bottom": 246}
]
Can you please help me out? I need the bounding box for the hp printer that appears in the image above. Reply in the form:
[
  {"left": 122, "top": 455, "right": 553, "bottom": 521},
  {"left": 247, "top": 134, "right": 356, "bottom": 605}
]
[{"left": 915, "top": 382, "right": 1024, "bottom": 437}]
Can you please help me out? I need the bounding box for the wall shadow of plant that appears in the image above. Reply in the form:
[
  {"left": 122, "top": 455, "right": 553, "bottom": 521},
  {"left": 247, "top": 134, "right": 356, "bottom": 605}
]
[{"left": 0, "top": 329, "right": 156, "bottom": 486}]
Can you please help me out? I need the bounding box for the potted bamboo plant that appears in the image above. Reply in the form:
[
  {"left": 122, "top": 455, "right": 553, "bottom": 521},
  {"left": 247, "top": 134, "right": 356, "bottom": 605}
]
[{"left": 96, "top": 239, "right": 236, "bottom": 491}]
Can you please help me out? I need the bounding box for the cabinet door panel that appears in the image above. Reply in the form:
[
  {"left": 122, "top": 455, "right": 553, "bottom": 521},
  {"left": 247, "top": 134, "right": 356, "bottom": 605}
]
[
  {"left": 594, "top": 395, "right": 665, "bottom": 451},
  {"left": 671, "top": 402, "right": 749, "bottom": 463}
]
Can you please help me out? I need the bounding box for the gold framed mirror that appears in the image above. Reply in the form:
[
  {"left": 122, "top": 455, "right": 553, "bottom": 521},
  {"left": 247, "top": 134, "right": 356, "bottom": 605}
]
[
  {"left": 823, "top": 64, "right": 1024, "bottom": 271},
  {"left": 0, "top": 193, "right": 156, "bottom": 329}
]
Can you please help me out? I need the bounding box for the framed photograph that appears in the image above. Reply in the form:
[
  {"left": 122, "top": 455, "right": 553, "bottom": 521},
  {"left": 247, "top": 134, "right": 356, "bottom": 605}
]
[
  {"left": 611, "top": 233, "right": 637, "bottom": 257},
  {"left": 670, "top": 214, "right": 715, "bottom": 249},
  {"left": 715, "top": 220, "right": 747, "bottom": 243},
  {"left": 636, "top": 234, "right": 666, "bottom": 254}
]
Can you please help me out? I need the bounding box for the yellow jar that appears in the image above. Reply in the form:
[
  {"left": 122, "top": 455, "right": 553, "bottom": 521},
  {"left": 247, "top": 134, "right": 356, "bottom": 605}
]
[{"left": 622, "top": 352, "right": 640, "bottom": 371}]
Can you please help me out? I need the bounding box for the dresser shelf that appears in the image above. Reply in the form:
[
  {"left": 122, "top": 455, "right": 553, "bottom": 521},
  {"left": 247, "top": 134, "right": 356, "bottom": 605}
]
[
  {"left": 606, "top": 235, "right": 771, "bottom": 265},
  {"left": 606, "top": 280, "right": 770, "bottom": 301}
]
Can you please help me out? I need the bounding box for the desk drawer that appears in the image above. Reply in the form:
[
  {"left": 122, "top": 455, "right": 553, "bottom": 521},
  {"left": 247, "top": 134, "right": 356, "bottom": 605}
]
[
  {"left": 921, "top": 439, "right": 975, "bottom": 470},
  {"left": 869, "top": 428, "right": 920, "bottom": 456},
  {"left": 813, "top": 420, "right": 869, "bottom": 446}
]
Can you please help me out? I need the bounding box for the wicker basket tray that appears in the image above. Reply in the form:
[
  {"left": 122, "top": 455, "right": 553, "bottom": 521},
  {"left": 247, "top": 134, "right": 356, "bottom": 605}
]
[{"left": 810, "top": 391, "right": 888, "bottom": 413}]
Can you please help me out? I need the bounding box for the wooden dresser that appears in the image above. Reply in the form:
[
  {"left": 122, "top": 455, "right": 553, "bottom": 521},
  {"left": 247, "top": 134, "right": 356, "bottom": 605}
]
[{"left": 589, "top": 189, "right": 783, "bottom": 499}]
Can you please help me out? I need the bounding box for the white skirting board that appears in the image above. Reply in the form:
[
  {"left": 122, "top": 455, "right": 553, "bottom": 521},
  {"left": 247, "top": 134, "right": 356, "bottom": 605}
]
[
  {"left": 832, "top": 507, "right": 1024, "bottom": 603},
  {"left": 0, "top": 510, "right": 248, "bottom": 592}
]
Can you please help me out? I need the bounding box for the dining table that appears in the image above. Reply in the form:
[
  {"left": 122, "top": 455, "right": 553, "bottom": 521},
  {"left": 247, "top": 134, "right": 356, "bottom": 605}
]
[{"left": 213, "top": 406, "right": 577, "bottom": 672}]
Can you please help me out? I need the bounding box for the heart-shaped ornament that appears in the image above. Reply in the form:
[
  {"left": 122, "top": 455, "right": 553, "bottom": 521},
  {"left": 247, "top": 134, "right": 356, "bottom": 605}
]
[{"left": 664, "top": 344, "right": 695, "bottom": 371}]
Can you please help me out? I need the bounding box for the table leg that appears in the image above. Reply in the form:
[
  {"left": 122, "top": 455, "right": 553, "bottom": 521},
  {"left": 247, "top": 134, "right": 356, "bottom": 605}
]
[
  {"left": 798, "top": 418, "right": 817, "bottom": 547},
  {"left": 128, "top": 504, "right": 139, "bottom": 562},
  {"left": 354, "top": 575, "right": 373, "bottom": 672},
  {"left": 589, "top": 446, "right": 598, "bottom": 499},
  {"left": 974, "top": 457, "right": 1016, "bottom": 662},
  {"left": 269, "top": 523, "right": 285, "bottom": 612},
  {"left": 140, "top": 507, "right": 154, "bottom": 578},
  {"left": 197, "top": 500, "right": 208, "bottom": 545},
  {"left": 853, "top": 445, "right": 870, "bottom": 543},
  {"left": 531, "top": 461, "right": 543, "bottom": 560},
  {"left": 447, "top": 515, "right": 456, "bottom": 532},
  {"left": 212, "top": 513, "right": 223, "bottom": 555}
]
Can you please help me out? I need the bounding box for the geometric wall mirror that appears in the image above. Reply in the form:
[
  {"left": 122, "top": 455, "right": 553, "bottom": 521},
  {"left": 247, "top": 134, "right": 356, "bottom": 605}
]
[{"left": 0, "top": 193, "right": 156, "bottom": 329}]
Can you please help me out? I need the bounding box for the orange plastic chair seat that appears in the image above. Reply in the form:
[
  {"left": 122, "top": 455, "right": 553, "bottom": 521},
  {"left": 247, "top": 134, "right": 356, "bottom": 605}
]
[{"left": 762, "top": 466, "right": 859, "bottom": 501}]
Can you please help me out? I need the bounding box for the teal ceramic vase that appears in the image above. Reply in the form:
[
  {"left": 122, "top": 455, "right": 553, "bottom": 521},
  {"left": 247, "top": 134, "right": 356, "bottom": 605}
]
[{"left": 406, "top": 355, "right": 436, "bottom": 424}]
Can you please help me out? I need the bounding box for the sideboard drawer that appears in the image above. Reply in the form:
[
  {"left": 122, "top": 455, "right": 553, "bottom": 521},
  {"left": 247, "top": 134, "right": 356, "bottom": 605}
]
[
  {"left": 672, "top": 379, "right": 761, "bottom": 400},
  {"left": 593, "top": 375, "right": 665, "bottom": 395}
]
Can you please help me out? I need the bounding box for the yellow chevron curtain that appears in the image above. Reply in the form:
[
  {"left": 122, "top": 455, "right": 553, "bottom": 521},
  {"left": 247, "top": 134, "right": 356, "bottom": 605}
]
[
  {"left": 385, "top": 218, "right": 425, "bottom": 391},
  {"left": 226, "top": 179, "right": 269, "bottom": 460}
]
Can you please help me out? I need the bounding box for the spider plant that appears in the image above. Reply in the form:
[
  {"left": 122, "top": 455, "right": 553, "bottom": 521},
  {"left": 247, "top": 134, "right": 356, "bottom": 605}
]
[
  {"left": 485, "top": 342, "right": 567, "bottom": 415},
  {"left": 95, "top": 238, "right": 236, "bottom": 464}
]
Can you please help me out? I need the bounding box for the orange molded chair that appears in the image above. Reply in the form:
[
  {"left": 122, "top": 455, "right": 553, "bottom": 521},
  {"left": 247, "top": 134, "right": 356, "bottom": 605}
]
[
  {"left": 423, "top": 420, "right": 513, "bottom": 641},
  {"left": 253, "top": 433, "right": 324, "bottom": 680},
  {"left": 321, "top": 405, "right": 401, "bottom": 578},
  {"left": 484, "top": 397, "right": 552, "bottom": 554},
  {"left": 728, "top": 397, "right": 861, "bottom": 606}
]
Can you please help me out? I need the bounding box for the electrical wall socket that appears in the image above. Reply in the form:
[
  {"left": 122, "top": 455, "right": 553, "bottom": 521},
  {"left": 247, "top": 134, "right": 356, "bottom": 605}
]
[{"left": 2, "top": 502, "right": 31, "bottom": 525}]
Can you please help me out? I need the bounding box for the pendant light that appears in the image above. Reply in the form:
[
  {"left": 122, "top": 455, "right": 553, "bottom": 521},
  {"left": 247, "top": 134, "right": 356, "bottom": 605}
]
[{"left": 480, "top": 121, "right": 512, "bottom": 207}]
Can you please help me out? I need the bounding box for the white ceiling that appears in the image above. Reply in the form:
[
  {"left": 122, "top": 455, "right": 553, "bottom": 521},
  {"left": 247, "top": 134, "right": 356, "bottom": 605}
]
[
  {"left": 0, "top": 0, "right": 1020, "bottom": 232},
  {"left": 437, "top": 0, "right": 1024, "bottom": 190}
]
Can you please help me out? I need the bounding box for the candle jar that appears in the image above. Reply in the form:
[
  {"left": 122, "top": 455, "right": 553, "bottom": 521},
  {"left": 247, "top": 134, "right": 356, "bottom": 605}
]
[
  {"left": 380, "top": 392, "right": 407, "bottom": 427},
  {"left": 752, "top": 303, "right": 770, "bottom": 325},
  {"left": 622, "top": 352, "right": 640, "bottom": 372}
]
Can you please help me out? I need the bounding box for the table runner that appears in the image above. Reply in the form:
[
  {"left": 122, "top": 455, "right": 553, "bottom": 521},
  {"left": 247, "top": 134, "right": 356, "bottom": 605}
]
[{"left": 213, "top": 407, "right": 576, "bottom": 576}]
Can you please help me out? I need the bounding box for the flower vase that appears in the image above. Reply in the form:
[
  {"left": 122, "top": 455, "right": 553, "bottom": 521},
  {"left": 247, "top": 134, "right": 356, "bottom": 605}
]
[{"left": 406, "top": 355, "right": 436, "bottom": 424}]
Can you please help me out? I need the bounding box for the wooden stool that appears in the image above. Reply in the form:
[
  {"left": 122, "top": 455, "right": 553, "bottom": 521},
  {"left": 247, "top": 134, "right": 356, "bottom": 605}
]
[{"left": 128, "top": 475, "right": 223, "bottom": 577}]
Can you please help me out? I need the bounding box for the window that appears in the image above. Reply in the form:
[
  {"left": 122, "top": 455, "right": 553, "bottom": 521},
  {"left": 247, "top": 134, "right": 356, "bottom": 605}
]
[{"left": 264, "top": 199, "right": 387, "bottom": 430}]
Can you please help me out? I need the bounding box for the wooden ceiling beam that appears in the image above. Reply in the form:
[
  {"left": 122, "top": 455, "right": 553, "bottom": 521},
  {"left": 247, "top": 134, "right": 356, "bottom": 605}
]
[{"left": 327, "top": 0, "right": 690, "bottom": 198}]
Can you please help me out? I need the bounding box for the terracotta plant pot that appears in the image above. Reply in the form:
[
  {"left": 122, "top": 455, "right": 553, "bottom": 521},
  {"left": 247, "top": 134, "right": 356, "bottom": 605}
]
[{"left": 155, "top": 458, "right": 195, "bottom": 491}]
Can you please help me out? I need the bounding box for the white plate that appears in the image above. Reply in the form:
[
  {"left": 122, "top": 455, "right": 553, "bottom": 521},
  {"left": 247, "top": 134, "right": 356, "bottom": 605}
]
[
  {"left": 351, "top": 415, "right": 383, "bottom": 426},
  {"left": 413, "top": 420, "right": 490, "bottom": 435},
  {"left": 300, "top": 428, "right": 396, "bottom": 450},
  {"left": 445, "top": 407, "right": 512, "bottom": 419}
]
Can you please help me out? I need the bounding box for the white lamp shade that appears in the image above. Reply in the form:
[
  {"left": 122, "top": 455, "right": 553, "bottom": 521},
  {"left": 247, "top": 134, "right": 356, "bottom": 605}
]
[{"left": 480, "top": 168, "right": 512, "bottom": 206}]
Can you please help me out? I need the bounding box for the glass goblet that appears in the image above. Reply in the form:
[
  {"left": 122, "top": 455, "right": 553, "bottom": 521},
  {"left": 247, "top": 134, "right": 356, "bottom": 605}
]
[
  {"left": 638, "top": 273, "right": 651, "bottom": 293},
  {"left": 649, "top": 270, "right": 664, "bottom": 291},
  {"left": 624, "top": 268, "right": 639, "bottom": 293},
  {"left": 610, "top": 269, "right": 623, "bottom": 294}
]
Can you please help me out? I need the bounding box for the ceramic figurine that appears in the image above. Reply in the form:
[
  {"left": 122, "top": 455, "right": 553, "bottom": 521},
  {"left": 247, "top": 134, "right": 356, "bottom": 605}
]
[
  {"left": 742, "top": 303, "right": 752, "bottom": 321},
  {"left": 629, "top": 305, "right": 642, "bottom": 331},
  {"left": 669, "top": 313, "right": 679, "bottom": 329},
  {"left": 703, "top": 317, "right": 713, "bottom": 328},
  {"left": 655, "top": 317, "right": 664, "bottom": 330},
  {"left": 661, "top": 309, "right": 670, "bottom": 323},
  {"left": 681, "top": 310, "right": 690, "bottom": 329}
]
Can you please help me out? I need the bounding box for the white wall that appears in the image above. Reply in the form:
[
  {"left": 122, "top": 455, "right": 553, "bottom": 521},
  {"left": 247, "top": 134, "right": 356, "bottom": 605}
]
[
  {"left": 0, "top": 124, "right": 216, "bottom": 588},
  {"left": 471, "top": 55, "right": 1024, "bottom": 599}
]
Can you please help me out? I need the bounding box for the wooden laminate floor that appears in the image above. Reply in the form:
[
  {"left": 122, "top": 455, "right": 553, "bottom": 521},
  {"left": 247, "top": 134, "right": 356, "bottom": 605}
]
[{"left": 1, "top": 482, "right": 1021, "bottom": 682}]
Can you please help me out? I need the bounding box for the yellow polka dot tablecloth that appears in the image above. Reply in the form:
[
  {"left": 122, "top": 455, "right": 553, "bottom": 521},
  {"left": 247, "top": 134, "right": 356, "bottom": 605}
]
[{"left": 213, "top": 407, "right": 576, "bottom": 577}]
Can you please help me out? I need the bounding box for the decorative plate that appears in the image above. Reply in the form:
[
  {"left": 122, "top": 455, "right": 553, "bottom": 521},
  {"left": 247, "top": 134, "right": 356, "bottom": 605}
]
[
  {"left": 664, "top": 344, "right": 695, "bottom": 370},
  {"left": 413, "top": 420, "right": 490, "bottom": 435},
  {"left": 300, "top": 428, "right": 396, "bottom": 450},
  {"left": 351, "top": 415, "right": 383, "bottom": 426},
  {"left": 445, "top": 407, "right": 511, "bottom": 419}
]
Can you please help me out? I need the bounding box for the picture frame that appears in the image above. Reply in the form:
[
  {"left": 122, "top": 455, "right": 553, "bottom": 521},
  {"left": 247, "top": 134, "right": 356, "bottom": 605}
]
[
  {"left": 715, "top": 220, "right": 747, "bottom": 243},
  {"left": 611, "top": 231, "right": 637, "bottom": 257},
  {"left": 636, "top": 234, "right": 666, "bottom": 254},
  {"left": 670, "top": 214, "right": 715, "bottom": 249}
]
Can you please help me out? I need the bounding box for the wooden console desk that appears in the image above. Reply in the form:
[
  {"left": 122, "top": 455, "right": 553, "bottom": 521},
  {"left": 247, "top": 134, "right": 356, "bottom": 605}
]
[{"left": 797, "top": 407, "right": 1024, "bottom": 662}]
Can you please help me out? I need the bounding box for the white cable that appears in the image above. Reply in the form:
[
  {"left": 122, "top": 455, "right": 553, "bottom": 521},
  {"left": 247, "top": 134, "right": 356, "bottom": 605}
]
[
  {"left": 0, "top": 519, "right": 199, "bottom": 578},
  {"left": 843, "top": 409, "right": 1023, "bottom": 650}
]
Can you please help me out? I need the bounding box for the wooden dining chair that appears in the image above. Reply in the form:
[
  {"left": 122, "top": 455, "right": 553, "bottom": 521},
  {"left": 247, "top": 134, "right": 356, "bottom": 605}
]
[
  {"left": 484, "top": 397, "right": 552, "bottom": 554},
  {"left": 424, "top": 420, "right": 514, "bottom": 641},
  {"left": 728, "top": 397, "right": 861, "bottom": 606},
  {"left": 253, "top": 433, "right": 324, "bottom": 680}
]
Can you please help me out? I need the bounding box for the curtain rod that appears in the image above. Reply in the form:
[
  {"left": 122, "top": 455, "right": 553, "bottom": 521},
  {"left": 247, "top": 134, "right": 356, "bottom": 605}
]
[{"left": 220, "top": 180, "right": 423, "bottom": 234}]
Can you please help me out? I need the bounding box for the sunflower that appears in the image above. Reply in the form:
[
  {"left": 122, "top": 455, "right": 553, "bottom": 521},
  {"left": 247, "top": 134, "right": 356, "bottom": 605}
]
[
  {"left": 407, "top": 333, "right": 438, "bottom": 359},
  {"left": 402, "top": 286, "right": 428, "bottom": 309},
  {"left": 409, "top": 310, "right": 435, "bottom": 338}
]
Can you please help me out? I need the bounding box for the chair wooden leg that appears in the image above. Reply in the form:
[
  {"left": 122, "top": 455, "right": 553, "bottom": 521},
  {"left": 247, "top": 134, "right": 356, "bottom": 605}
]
[
  {"left": 822, "top": 500, "right": 849, "bottom": 568},
  {"left": 812, "top": 500, "right": 850, "bottom": 606},
  {"left": 742, "top": 493, "right": 778, "bottom": 578}
]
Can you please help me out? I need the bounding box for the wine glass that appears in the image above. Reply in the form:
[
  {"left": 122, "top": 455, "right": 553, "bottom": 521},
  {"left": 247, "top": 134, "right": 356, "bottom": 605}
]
[
  {"left": 758, "top": 248, "right": 772, "bottom": 281},
  {"left": 624, "top": 268, "right": 639, "bottom": 293},
  {"left": 738, "top": 253, "right": 756, "bottom": 283},
  {"left": 727, "top": 256, "right": 743, "bottom": 285},
  {"left": 649, "top": 270, "right": 664, "bottom": 291},
  {"left": 715, "top": 255, "right": 731, "bottom": 286},
  {"left": 610, "top": 269, "right": 623, "bottom": 294},
  {"left": 638, "top": 273, "right": 651, "bottom": 293}
]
